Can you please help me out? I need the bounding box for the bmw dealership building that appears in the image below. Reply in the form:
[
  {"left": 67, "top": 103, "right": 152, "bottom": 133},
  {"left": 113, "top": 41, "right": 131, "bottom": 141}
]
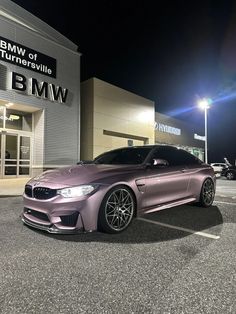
[
  {"left": 0, "top": 0, "right": 80, "bottom": 179},
  {"left": 0, "top": 0, "right": 205, "bottom": 180}
]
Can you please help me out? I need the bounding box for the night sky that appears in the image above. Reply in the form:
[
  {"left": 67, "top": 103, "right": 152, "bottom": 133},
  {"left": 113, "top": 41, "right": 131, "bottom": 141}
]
[{"left": 11, "top": 0, "right": 236, "bottom": 163}]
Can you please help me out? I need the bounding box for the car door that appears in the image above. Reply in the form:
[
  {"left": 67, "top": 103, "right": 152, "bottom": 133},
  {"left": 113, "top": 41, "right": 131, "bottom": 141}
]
[{"left": 142, "top": 147, "right": 192, "bottom": 212}]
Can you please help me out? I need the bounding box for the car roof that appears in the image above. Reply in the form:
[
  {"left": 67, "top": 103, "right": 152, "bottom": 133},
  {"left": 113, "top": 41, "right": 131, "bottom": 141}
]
[
  {"left": 94, "top": 145, "right": 180, "bottom": 160},
  {"left": 110, "top": 145, "right": 178, "bottom": 150},
  {"left": 101, "top": 145, "right": 179, "bottom": 153}
]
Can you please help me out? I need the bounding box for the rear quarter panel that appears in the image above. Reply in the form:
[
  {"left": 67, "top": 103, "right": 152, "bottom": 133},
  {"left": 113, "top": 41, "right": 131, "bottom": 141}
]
[{"left": 187, "top": 165, "right": 216, "bottom": 201}]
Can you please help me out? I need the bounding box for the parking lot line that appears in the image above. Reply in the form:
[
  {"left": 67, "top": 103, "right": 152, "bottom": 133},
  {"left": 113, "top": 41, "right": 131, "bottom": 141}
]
[
  {"left": 214, "top": 200, "right": 236, "bottom": 206},
  {"left": 137, "top": 218, "right": 220, "bottom": 240}
]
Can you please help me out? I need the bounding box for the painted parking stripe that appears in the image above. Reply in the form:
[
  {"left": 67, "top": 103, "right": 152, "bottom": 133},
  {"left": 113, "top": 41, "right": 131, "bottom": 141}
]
[
  {"left": 138, "top": 217, "right": 220, "bottom": 239},
  {"left": 214, "top": 200, "right": 236, "bottom": 206}
]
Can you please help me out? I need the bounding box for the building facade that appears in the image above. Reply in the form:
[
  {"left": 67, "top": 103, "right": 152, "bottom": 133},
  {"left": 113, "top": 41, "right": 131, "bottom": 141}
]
[
  {"left": 0, "top": 0, "right": 205, "bottom": 181},
  {"left": 155, "top": 112, "right": 205, "bottom": 160},
  {"left": 81, "top": 78, "right": 155, "bottom": 160},
  {"left": 81, "top": 78, "right": 205, "bottom": 161},
  {"left": 0, "top": 0, "right": 81, "bottom": 179}
]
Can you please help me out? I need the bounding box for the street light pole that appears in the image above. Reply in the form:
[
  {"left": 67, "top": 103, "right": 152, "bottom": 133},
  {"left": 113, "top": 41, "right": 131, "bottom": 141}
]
[
  {"left": 204, "top": 106, "right": 208, "bottom": 164},
  {"left": 198, "top": 98, "right": 211, "bottom": 164}
]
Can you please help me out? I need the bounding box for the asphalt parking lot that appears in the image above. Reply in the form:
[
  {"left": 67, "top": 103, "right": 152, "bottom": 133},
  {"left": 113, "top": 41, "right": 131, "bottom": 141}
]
[{"left": 0, "top": 178, "right": 235, "bottom": 314}]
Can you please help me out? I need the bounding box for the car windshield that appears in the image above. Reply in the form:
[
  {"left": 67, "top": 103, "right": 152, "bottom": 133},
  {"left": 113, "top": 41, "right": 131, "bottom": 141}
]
[{"left": 94, "top": 147, "right": 153, "bottom": 165}]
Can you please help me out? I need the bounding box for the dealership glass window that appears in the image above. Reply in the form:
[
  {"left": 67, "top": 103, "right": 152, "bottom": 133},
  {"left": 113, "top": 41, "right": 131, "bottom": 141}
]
[
  {"left": 5, "top": 109, "right": 32, "bottom": 131},
  {"left": 20, "top": 136, "right": 30, "bottom": 160},
  {"left": 5, "top": 134, "right": 17, "bottom": 175},
  {"left": 19, "top": 136, "right": 30, "bottom": 175}
]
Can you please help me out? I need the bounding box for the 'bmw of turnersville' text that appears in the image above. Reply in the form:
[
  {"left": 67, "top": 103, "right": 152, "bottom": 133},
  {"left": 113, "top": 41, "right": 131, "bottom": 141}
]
[{"left": 22, "top": 145, "right": 216, "bottom": 234}]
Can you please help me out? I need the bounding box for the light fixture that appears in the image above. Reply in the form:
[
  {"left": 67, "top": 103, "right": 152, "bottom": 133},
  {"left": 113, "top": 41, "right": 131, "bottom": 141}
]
[
  {"left": 6, "top": 102, "right": 14, "bottom": 107},
  {"left": 9, "top": 114, "right": 20, "bottom": 120},
  {"left": 197, "top": 98, "right": 212, "bottom": 164}
]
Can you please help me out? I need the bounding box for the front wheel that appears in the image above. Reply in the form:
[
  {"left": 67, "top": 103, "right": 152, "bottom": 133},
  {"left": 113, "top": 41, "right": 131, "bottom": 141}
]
[
  {"left": 98, "top": 185, "right": 135, "bottom": 234},
  {"left": 198, "top": 178, "right": 215, "bottom": 207}
]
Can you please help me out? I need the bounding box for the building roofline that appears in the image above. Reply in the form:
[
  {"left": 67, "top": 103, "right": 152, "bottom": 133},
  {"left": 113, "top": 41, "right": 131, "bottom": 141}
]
[
  {"left": 0, "top": 0, "right": 79, "bottom": 52},
  {"left": 81, "top": 77, "right": 155, "bottom": 103}
]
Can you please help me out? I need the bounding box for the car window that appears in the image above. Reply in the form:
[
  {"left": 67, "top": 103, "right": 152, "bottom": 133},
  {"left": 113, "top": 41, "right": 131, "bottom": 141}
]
[
  {"left": 94, "top": 147, "right": 153, "bottom": 165},
  {"left": 150, "top": 147, "right": 202, "bottom": 166}
]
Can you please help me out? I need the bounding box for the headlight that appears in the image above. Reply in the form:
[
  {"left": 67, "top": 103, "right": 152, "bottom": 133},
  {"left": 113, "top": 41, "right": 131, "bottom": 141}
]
[{"left": 57, "top": 185, "right": 96, "bottom": 198}]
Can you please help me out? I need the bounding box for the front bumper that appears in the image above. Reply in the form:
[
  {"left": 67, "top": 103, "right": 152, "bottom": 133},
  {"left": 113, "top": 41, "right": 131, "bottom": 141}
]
[
  {"left": 22, "top": 182, "right": 109, "bottom": 233},
  {"left": 22, "top": 215, "right": 84, "bottom": 234}
]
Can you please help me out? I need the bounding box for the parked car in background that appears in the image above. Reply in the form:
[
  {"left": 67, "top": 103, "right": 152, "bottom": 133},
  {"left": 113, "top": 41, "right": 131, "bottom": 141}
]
[
  {"left": 22, "top": 145, "right": 216, "bottom": 234},
  {"left": 210, "top": 163, "right": 228, "bottom": 174},
  {"left": 221, "top": 165, "right": 236, "bottom": 180}
]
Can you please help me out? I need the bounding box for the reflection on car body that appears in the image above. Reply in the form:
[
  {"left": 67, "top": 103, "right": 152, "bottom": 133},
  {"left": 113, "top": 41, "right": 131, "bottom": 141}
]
[{"left": 22, "top": 145, "right": 216, "bottom": 234}]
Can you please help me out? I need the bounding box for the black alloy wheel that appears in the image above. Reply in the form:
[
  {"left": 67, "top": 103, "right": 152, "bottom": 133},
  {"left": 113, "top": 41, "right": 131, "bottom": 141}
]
[
  {"left": 98, "top": 185, "right": 135, "bottom": 234},
  {"left": 199, "top": 178, "right": 215, "bottom": 207}
]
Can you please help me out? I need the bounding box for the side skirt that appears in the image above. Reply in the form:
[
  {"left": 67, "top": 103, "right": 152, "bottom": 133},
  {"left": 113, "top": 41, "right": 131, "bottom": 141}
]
[{"left": 139, "top": 197, "right": 197, "bottom": 215}]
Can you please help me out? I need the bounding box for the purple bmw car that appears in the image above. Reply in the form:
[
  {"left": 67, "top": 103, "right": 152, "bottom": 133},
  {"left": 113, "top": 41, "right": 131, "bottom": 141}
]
[{"left": 22, "top": 145, "right": 216, "bottom": 234}]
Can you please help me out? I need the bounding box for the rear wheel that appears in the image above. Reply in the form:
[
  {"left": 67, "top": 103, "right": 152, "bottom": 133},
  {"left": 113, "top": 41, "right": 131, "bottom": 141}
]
[
  {"left": 198, "top": 178, "right": 215, "bottom": 207},
  {"left": 98, "top": 185, "right": 135, "bottom": 233},
  {"left": 226, "top": 171, "right": 235, "bottom": 180}
]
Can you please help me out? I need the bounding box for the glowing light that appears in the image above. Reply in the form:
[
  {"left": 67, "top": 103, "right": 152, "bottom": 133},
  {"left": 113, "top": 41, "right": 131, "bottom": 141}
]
[
  {"left": 198, "top": 98, "right": 211, "bottom": 110},
  {"left": 137, "top": 110, "right": 152, "bottom": 123},
  {"left": 165, "top": 105, "right": 196, "bottom": 117},
  {"left": 9, "top": 114, "right": 20, "bottom": 120},
  {"left": 197, "top": 97, "right": 212, "bottom": 164},
  {"left": 6, "top": 102, "right": 14, "bottom": 107},
  {"left": 211, "top": 92, "right": 236, "bottom": 104}
]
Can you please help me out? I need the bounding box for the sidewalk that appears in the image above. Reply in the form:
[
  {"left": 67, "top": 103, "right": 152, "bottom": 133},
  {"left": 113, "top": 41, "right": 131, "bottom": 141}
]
[{"left": 0, "top": 178, "right": 30, "bottom": 197}]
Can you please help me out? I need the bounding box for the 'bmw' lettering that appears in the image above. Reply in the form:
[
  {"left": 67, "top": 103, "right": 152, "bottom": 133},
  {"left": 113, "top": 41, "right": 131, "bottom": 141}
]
[{"left": 11, "top": 71, "right": 68, "bottom": 103}]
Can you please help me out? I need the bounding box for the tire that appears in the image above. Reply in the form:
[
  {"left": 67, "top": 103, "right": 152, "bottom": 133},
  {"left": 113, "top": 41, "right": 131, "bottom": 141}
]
[
  {"left": 198, "top": 178, "right": 215, "bottom": 207},
  {"left": 226, "top": 171, "right": 235, "bottom": 180},
  {"left": 98, "top": 185, "right": 135, "bottom": 234}
]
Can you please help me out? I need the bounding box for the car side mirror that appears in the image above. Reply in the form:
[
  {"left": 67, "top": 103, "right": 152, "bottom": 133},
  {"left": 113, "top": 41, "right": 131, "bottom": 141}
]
[{"left": 77, "top": 160, "right": 93, "bottom": 165}]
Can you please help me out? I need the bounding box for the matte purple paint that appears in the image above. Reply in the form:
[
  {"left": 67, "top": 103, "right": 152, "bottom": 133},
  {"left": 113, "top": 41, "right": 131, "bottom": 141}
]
[{"left": 22, "top": 146, "right": 216, "bottom": 234}]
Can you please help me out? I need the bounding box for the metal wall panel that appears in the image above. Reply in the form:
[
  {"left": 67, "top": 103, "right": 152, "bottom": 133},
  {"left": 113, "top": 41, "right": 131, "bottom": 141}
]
[
  {"left": 0, "top": 16, "right": 80, "bottom": 168},
  {"left": 32, "top": 109, "right": 44, "bottom": 175}
]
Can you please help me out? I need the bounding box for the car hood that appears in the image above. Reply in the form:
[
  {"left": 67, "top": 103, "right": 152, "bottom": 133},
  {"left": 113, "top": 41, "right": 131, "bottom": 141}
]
[{"left": 28, "top": 164, "right": 143, "bottom": 188}]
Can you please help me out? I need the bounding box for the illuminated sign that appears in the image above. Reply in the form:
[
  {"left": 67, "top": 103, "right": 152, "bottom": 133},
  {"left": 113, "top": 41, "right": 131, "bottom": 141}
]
[
  {"left": 0, "top": 114, "right": 20, "bottom": 121},
  {"left": 0, "top": 65, "right": 68, "bottom": 103},
  {"left": 194, "top": 133, "right": 205, "bottom": 141},
  {"left": 11, "top": 72, "right": 68, "bottom": 103},
  {"left": 0, "top": 36, "right": 56, "bottom": 78},
  {"left": 155, "top": 122, "right": 181, "bottom": 135}
]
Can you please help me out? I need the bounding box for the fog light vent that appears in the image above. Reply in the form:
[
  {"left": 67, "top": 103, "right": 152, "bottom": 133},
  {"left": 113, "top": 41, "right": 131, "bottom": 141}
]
[{"left": 60, "top": 212, "right": 79, "bottom": 227}]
